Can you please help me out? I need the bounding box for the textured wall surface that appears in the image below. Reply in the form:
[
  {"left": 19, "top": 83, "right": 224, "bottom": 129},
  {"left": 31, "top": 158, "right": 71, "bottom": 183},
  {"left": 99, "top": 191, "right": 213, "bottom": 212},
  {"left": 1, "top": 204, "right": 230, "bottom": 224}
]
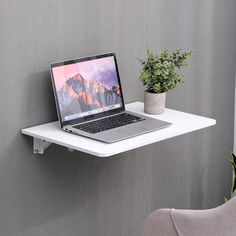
[{"left": 1, "top": 0, "right": 236, "bottom": 236}]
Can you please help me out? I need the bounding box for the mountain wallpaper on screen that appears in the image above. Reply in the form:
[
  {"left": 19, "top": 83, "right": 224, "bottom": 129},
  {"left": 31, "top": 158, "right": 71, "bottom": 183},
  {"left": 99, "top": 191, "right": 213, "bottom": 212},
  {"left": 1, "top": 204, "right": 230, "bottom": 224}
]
[{"left": 57, "top": 72, "right": 122, "bottom": 120}]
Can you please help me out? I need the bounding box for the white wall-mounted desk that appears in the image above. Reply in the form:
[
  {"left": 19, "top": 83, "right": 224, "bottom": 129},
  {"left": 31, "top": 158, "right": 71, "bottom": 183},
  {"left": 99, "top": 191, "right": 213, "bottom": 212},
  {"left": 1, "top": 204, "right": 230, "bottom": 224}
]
[{"left": 21, "top": 102, "right": 216, "bottom": 157}]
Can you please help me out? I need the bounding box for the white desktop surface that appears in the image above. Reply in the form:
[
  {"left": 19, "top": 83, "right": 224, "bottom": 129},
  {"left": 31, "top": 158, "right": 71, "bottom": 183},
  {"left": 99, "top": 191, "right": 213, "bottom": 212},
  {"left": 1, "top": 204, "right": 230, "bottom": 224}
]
[{"left": 21, "top": 102, "right": 216, "bottom": 157}]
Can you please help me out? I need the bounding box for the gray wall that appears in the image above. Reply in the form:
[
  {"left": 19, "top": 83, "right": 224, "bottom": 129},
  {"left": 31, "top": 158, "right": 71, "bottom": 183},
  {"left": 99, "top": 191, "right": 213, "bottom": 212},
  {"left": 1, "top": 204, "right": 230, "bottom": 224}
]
[{"left": 1, "top": 0, "right": 236, "bottom": 235}]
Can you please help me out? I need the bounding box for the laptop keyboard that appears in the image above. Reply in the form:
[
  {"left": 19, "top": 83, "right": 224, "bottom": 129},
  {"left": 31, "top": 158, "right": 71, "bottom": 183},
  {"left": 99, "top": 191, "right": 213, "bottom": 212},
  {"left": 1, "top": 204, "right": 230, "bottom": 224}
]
[{"left": 73, "top": 113, "right": 145, "bottom": 134}]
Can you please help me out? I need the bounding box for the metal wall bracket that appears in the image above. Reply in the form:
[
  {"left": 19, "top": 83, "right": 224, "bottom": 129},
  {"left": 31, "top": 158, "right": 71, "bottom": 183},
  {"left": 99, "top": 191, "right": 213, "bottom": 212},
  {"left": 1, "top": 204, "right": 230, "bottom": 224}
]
[{"left": 33, "top": 138, "right": 51, "bottom": 154}]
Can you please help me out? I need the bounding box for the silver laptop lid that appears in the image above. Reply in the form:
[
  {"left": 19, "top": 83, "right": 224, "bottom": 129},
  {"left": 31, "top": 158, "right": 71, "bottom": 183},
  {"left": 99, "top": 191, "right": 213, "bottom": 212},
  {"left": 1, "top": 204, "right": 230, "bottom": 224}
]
[{"left": 50, "top": 53, "right": 125, "bottom": 127}]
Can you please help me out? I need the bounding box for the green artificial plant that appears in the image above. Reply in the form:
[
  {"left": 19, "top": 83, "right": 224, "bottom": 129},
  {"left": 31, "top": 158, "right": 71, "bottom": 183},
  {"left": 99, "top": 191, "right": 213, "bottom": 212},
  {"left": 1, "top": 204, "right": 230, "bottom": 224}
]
[
  {"left": 225, "top": 152, "right": 236, "bottom": 202},
  {"left": 139, "top": 48, "right": 193, "bottom": 93},
  {"left": 229, "top": 152, "right": 236, "bottom": 197}
]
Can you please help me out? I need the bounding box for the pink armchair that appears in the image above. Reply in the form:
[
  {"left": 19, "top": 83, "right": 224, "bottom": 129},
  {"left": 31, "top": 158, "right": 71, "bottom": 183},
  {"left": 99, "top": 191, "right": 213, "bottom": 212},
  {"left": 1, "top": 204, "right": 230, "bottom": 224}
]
[{"left": 141, "top": 196, "right": 236, "bottom": 236}]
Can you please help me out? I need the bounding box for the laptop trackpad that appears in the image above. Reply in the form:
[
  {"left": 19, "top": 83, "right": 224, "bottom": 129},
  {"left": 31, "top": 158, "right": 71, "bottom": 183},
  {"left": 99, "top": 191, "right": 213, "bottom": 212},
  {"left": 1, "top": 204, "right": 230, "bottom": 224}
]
[{"left": 91, "top": 118, "right": 171, "bottom": 143}]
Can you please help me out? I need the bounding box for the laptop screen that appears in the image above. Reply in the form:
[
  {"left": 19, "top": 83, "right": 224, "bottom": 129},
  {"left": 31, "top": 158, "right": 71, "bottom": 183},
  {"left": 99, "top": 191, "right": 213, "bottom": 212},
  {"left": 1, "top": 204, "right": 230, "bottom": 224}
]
[{"left": 50, "top": 53, "right": 125, "bottom": 125}]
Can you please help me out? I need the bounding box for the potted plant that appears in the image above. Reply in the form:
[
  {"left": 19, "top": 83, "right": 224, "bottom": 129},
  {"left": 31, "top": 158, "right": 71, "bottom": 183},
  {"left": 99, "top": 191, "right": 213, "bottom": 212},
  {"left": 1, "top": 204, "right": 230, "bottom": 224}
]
[
  {"left": 230, "top": 152, "right": 236, "bottom": 198},
  {"left": 139, "top": 48, "right": 193, "bottom": 114},
  {"left": 224, "top": 152, "right": 236, "bottom": 202}
]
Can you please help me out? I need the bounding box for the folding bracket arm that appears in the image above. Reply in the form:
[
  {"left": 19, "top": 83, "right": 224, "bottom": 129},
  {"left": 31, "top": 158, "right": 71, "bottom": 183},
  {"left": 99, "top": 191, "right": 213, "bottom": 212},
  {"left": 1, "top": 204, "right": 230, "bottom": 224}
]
[{"left": 33, "top": 138, "right": 51, "bottom": 154}]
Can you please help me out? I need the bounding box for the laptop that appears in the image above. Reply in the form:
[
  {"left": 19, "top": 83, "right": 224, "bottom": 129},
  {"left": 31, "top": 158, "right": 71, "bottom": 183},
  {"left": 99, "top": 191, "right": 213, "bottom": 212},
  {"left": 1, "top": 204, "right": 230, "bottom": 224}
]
[{"left": 50, "top": 53, "right": 171, "bottom": 143}]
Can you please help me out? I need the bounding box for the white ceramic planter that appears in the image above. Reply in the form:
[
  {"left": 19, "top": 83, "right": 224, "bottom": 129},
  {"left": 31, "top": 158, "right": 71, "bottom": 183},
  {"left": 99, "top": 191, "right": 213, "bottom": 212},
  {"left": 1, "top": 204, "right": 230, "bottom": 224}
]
[{"left": 144, "top": 91, "right": 166, "bottom": 115}]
